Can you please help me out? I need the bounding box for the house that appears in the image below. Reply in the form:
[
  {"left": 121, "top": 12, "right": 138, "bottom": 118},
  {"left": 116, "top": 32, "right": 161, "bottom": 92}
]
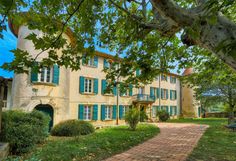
[{"left": 6, "top": 21, "right": 199, "bottom": 129}]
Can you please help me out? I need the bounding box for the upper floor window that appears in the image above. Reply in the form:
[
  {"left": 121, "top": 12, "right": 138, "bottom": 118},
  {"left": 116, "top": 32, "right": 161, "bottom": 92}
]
[
  {"left": 83, "top": 105, "right": 92, "bottom": 120},
  {"left": 82, "top": 55, "right": 98, "bottom": 68},
  {"left": 170, "top": 76, "right": 177, "bottom": 84},
  {"left": 138, "top": 87, "right": 144, "bottom": 94},
  {"left": 31, "top": 64, "right": 60, "bottom": 85},
  {"left": 161, "top": 88, "right": 168, "bottom": 99},
  {"left": 150, "top": 87, "right": 160, "bottom": 99},
  {"left": 161, "top": 74, "right": 168, "bottom": 81},
  {"left": 79, "top": 76, "right": 98, "bottom": 95},
  {"left": 84, "top": 78, "right": 93, "bottom": 93},
  {"left": 170, "top": 90, "right": 177, "bottom": 100},
  {"left": 38, "top": 67, "right": 53, "bottom": 83},
  {"left": 104, "top": 59, "right": 112, "bottom": 69},
  {"left": 101, "top": 79, "right": 116, "bottom": 95}
]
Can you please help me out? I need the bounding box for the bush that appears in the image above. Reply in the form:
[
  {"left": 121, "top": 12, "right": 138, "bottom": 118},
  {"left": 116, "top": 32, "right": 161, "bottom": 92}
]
[
  {"left": 125, "top": 108, "right": 140, "bottom": 131},
  {"left": 140, "top": 111, "right": 148, "bottom": 122},
  {"left": 51, "top": 120, "right": 95, "bottom": 136},
  {"left": 157, "top": 110, "right": 170, "bottom": 122},
  {"left": 0, "top": 110, "right": 50, "bottom": 154}
]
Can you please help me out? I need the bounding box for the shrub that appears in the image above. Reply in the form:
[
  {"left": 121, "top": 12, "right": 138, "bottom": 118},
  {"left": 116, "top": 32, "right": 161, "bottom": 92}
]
[
  {"left": 51, "top": 120, "right": 95, "bottom": 136},
  {"left": 157, "top": 110, "right": 170, "bottom": 122},
  {"left": 125, "top": 108, "right": 140, "bottom": 131},
  {"left": 0, "top": 110, "right": 50, "bottom": 154},
  {"left": 140, "top": 111, "right": 148, "bottom": 122}
]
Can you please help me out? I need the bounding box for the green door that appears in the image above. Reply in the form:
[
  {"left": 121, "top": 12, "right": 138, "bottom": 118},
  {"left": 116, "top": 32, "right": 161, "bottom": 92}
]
[
  {"left": 198, "top": 107, "right": 201, "bottom": 118},
  {"left": 35, "top": 104, "right": 54, "bottom": 130}
]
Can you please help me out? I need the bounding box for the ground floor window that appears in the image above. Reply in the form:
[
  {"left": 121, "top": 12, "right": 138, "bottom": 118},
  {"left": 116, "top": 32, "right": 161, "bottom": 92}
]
[
  {"left": 152, "top": 106, "right": 157, "bottom": 117},
  {"left": 123, "top": 105, "right": 129, "bottom": 116},
  {"left": 84, "top": 105, "right": 92, "bottom": 120},
  {"left": 105, "top": 106, "right": 112, "bottom": 120}
]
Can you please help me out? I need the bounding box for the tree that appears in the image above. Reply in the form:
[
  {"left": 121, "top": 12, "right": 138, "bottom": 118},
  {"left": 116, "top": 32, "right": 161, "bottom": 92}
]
[
  {"left": 0, "top": 0, "right": 236, "bottom": 83},
  {"left": 183, "top": 56, "right": 236, "bottom": 124}
]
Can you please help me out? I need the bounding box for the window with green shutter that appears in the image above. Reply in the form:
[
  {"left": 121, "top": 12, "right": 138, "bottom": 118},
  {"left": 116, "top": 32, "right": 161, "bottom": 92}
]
[
  {"left": 101, "top": 79, "right": 115, "bottom": 95},
  {"left": 79, "top": 76, "right": 85, "bottom": 94},
  {"left": 112, "top": 105, "right": 117, "bottom": 120},
  {"left": 82, "top": 54, "right": 98, "bottom": 68},
  {"left": 52, "top": 65, "right": 60, "bottom": 85},
  {"left": 119, "top": 105, "right": 123, "bottom": 119},
  {"left": 101, "top": 105, "right": 106, "bottom": 120},
  {"left": 93, "top": 105, "right": 98, "bottom": 120},
  {"left": 78, "top": 104, "right": 84, "bottom": 120},
  {"left": 80, "top": 77, "right": 98, "bottom": 94},
  {"left": 161, "top": 89, "right": 168, "bottom": 100}
]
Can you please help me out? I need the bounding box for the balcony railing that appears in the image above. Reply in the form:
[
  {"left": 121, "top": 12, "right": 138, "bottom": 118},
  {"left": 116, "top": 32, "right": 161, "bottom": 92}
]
[{"left": 132, "top": 94, "right": 155, "bottom": 103}]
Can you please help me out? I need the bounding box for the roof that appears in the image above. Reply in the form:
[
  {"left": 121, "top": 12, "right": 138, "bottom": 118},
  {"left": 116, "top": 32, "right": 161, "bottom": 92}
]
[{"left": 182, "top": 68, "right": 193, "bottom": 76}]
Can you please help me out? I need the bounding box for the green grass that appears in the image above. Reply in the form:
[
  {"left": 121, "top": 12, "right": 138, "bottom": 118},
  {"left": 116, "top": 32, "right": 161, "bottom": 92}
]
[
  {"left": 7, "top": 124, "right": 159, "bottom": 161},
  {"left": 168, "top": 118, "right": 236, "bottom": 161}
]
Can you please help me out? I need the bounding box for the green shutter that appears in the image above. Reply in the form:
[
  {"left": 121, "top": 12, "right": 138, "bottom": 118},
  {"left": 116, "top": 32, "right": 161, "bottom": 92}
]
[
  {"left": 156, "top": 88, "right": 160, "bottom": 98},
  {"left": 175, "top": 90, "right": 177, "bottom": 100},
  {"left": 112, "top": 105, "right": 117, "bottom": 119},
  {"left": 161, "top": 89, "right": 164, "bottom": 99},
  {"left": 93, "top": 78, "right": 98, "bottom": 94},
  {"left": 79, "top": 76, "right": 85, "bottom": 94},
  {"left": 166, "top": 89, "right": 168, "bottom": 99},
  {"left": 93, "top": 105, "right": 98, "bottom": 120},
  {"left": 31, "top": 62, "right": 38, "bottom": 82},
  {"left": 101, "top": 105, "right": 105, "bottom": 120},
  {"left": 113, "top": 85, "right": 117, "bottom": 96},
  {"left": 136, "top": 69, "right": 140, "bottom": 76},
  {"left": 82, "top": 54, "right": 86, "bottom": 65},
  {"left": 119, "top": 105, "right": 123, "bottom": 119},
  {"left": 166, "top": 106, "right": 169, "bottom": 113},
  {"left": 52, "top": 64, "right": 60, "bottom": 85},
  {"left": 170, "top": 90, "right": 172, "bottom": 100},
  {"left": 170, "top": 106, "right": 173, "bottom": 116},
  {"left": 101, "top": 79, "right": 106, "bottom": 94},
  {"left": 104, "top": 59, "right": 109, "bottom": 68},
  {"left": 129, "top": 84, "right": 133, "bottom": 96},
  {"left": 119, "top": 83, "right": 124, "bottom": 96},
  {"left": 150, "top": 87, "right": 154, "bottom": 97},
  {"left": 157, "top": 106, "right": 160, "bottom": 111},
  {"left": 94, "top": 56, "right": 98, "bottom": 67},
  {"left": 78, "top": 104, "right": 84, "bottom": 120}
]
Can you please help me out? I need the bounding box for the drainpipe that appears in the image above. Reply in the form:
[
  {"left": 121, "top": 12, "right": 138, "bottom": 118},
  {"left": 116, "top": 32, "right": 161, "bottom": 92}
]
[{"left": 159, "top": 74, "right": 161, "bottom": 109}]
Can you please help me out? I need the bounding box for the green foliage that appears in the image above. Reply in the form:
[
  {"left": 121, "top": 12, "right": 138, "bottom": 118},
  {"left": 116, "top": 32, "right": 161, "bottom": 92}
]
[
  {"left": 124, "top": 108, "right": 140, "bottom": 130},
  {"left": 139, "top": 110, "right": 148, "bottom": 122},
  {"left": 0, "top": 110, "right": 50, "bottom": 154},
  {"left": 157, "top": 110, "right": 170, "bottom": 122},
  {"left": 51, "top": 120, "right": 94, "bottom": 136},
  {"left": 14, "top": 124, "right": 159, "bottom": 161}
]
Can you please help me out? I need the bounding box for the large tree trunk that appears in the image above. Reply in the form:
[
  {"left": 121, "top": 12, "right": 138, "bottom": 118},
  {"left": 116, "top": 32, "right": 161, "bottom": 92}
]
[{"left": 151, "top": 0, "right": 236, "bottom": 70}]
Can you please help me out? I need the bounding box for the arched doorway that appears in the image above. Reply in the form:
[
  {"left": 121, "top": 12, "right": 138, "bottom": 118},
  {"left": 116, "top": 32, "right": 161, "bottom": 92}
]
[{"left": 35, "top": 104, "right": 54, "bottom": 130}]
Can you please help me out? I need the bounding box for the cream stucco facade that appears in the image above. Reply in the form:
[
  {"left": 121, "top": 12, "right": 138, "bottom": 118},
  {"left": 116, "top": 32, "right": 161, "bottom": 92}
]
[{"left": 6, "top": 24, "right": 200, "bottom": 127}]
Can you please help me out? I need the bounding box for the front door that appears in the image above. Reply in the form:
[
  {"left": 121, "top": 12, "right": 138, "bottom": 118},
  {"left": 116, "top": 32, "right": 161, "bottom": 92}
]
[{"left": 35, "top": 104, "right": 54, "bottom": 130}]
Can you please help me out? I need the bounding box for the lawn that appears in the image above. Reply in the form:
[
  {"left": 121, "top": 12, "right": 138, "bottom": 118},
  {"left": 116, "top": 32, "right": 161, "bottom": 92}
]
[
  {"left": 7, "top": 124, "right": 159, "bottom": 161},
  {"left": 168, "top": 118, "right": 236, "bottom": 161}
]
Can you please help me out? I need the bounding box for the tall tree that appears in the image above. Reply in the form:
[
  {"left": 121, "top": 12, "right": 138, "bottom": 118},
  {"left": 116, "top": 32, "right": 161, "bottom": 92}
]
[
  {"left": 183, "top": 56, "right": 236, "bottom": 124},
  {"left": 0, "top": 0, "right": 236, "bottom": 83}
]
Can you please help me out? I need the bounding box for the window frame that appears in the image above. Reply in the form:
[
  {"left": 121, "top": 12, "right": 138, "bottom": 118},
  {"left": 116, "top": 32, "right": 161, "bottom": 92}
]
[
  {"left": 105, "top": 105, "right": 112, "bottom": 120},
  {"left": 38, "top": 67, "right": 53, "bottom": 83},
  {"left": 84, "top": 77, "right": 94, "bottom": 94},
  {"left": 161, "top": 74, "right": 168, "bottom": 81},
  {"left": 163, "top": 89, "right": 168, "bottom": 99},
  {"left": 83, "top": 105, "right": 92, "bottom": 121}
]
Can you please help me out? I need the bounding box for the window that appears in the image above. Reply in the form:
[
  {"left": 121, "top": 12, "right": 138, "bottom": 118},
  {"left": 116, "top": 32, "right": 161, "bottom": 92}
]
[
  {"left": 161, "top": 89, "right": 168, "bottom": 99},
  {"left": 121, "top": 89, "right": 129, "bottom": 96},
  {"left": 105, "top": 106, "right": 112, "bottom": 120},
  {"left": 138, "top": 87, "right": 144, "bottom": 94},
  {"left": 84, "top": 78, "right": 93, "bottom": 93},
  {"left": 82, "top": 55, "right": 98, "bottom": 67},
  {"left": 170, "top": 76, "right": 177, "bottom": 84},
  {"left": 152, "top": 106, "right": 157, "bottom": 117},
  {"left": 123, "top": 106, "right": 129, "bottom": 115},
  {"left": 38, "top": 67, "right": 53, "bottom": 83},
  {"left": 161, "top": 74, "right": 168, "bottom": 81},
  {"left": 84, "top": 105, "right": 92, "bottom": 120},
  {"left": 170, "top": 90, "right": 177, "bottom": 100}
]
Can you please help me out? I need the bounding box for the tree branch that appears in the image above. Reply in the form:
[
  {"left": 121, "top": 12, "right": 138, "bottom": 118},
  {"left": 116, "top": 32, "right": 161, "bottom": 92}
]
[
  {"left": 33, "top": 0, "right": 85, "bottom": 62},
  {"left": 0, "top": 0, "right": 14, "bottom": 25}
]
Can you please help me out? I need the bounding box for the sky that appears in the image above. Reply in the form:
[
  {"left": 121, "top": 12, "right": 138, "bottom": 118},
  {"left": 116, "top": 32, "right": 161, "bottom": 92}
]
[{"left": 0, "top": 25, "right": 16, "bottom": 78}]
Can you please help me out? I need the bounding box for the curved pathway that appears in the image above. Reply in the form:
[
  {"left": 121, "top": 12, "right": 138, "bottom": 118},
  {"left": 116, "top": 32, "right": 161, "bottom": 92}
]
[{"left": 105, "top": 123, "right": 208, "bottom": 161}]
